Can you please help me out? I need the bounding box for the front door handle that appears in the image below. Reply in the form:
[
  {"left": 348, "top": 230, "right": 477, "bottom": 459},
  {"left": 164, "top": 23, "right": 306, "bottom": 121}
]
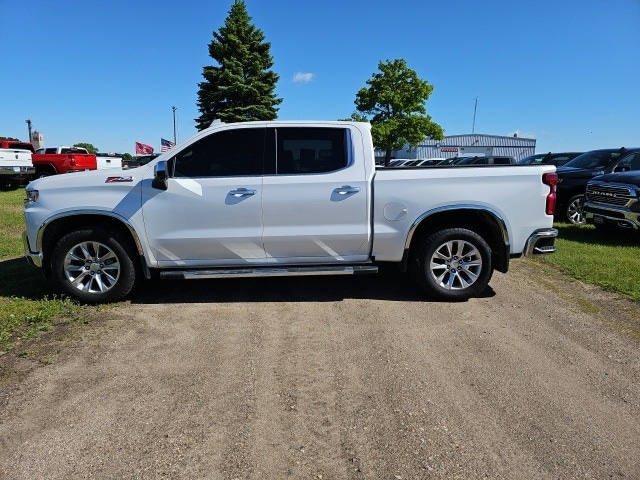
[
  {"left": 333, "top": 186, "right": 360, "bottom": 195},
  {"left": 229, "top": 188, "right": 257, "bottom": 197}
]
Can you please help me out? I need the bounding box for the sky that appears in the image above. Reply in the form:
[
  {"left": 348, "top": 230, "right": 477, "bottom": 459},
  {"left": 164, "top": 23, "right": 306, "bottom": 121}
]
[{"left": 2, "top": 0, "right": 639, "bottom": 155}]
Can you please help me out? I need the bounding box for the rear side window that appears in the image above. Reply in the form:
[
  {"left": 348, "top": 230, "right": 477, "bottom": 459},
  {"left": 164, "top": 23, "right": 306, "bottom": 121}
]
[
  {"left": 616, "top": 152, "right": 640, "bottom": 170},
  {"left": 172, "top": 128, "right": 265, "bottom": 177},
  {"left": 273, "top": 127, "right": 349, "bottom": 174},
  {"left": 493, "top": 157, "right": 513, "bottom": 165}
]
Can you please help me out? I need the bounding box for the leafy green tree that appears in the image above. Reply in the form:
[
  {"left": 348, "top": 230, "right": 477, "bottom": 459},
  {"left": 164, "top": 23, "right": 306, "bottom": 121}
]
[
  {"left": 351, "top": 59, "right": 444, "bottom": 166},
  {"left": 195, "top": 0, "right": 282, "bottom": 129},
  {"left": 74, "top": 143, "right": 98, "bottom": 154},
  {"left": 122, "top": 153, "right": 134, "bottom": 161}
]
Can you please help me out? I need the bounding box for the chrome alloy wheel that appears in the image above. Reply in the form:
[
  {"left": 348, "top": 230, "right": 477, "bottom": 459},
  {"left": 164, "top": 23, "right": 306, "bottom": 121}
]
[
  {"left": 63, "top": 241, "right": 121, "bottom": 294},
  {"left": 429, "top": 239, "right": 482, "bottom": 290},
  {"left": 567, "top": 197, "right": 586, "bottom": 225}
]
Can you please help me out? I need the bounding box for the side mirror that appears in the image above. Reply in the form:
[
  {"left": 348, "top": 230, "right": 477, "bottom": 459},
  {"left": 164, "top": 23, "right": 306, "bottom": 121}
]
[
  {"left": 152, "top": 160, "right": 168, "bottom": 190},
  {"left": 614, "top": 165, "right": 630, "bottom": 173}
]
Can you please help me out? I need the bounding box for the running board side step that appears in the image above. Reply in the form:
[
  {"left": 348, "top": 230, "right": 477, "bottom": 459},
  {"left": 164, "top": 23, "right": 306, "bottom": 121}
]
[{"left": 160, "top": 265, "right": 379, "bottom": 280}]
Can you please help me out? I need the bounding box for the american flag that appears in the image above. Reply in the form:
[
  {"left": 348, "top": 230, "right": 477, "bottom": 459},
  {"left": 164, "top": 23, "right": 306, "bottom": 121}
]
[{"left": 161, "top": 138, "right": 175, "bottom": 152}]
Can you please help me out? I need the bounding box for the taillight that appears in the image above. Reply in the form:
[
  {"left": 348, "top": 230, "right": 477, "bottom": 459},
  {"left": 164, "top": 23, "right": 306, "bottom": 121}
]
[{"left": 542, "top": 172, "right": 558, "bottom": 215}]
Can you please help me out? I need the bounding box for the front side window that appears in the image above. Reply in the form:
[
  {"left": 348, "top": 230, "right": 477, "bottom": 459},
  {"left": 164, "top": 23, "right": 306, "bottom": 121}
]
[
  {"left": 172, "top": 128, "right": 265, "bottom": 177},
  {"left": 274, "top": 127, "right": 349, "bottom": 175}
]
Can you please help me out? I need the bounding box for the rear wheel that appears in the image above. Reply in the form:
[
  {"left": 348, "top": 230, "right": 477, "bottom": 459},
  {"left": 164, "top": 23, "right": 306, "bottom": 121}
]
[
  {"left": 565, "top": 194, "right": 586, "bottom": 224},
  {"left": 51, "top": 228, "right": 137, "bottom": 304},
  {"left": 412, "top": 228, "right": 493, "bottom": 301}
]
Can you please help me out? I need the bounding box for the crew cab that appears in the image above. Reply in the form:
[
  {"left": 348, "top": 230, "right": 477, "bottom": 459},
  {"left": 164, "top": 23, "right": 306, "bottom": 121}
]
[
  {"left": 32, "top": 146, "right": 97, "bottom": 178},
  {"left": 23, "top": 121, "right": 558, "bottom": 304},
  {"left": 0, "top": 140, "right": 35, "bottom": 188}
]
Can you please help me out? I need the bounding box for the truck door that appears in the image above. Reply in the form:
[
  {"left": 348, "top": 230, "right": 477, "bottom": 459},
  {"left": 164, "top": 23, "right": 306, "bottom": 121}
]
[
  {"left": 261, "top": 126, "right": 370, "bottom": 263},
  {"left": 141, "top": 127, "right": 266, "bottom": 267}
]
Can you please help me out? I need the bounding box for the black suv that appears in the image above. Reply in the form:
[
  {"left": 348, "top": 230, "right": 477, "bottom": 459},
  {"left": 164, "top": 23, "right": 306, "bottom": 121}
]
[{"left": 555, "top": 148, "right": 640, "bottom": 224}]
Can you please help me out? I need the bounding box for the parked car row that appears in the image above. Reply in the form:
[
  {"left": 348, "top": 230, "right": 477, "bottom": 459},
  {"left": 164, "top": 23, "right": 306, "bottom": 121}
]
[
  {"left": 385, "top": 156, "right": 517, "bottom": 167},
  {"left": 382, "top": 146, "right": 640, "bottom": 232}
]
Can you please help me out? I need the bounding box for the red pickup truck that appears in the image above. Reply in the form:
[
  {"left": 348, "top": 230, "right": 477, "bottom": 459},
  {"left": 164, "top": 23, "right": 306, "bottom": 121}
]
[{"left": 32, "top": 146, "right": 97, "bottom": 178}]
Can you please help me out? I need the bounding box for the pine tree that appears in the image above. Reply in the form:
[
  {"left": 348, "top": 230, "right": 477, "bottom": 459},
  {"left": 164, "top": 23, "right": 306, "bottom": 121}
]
[{"left": 195, "top": 0, "right": 282, "bottom": 130}]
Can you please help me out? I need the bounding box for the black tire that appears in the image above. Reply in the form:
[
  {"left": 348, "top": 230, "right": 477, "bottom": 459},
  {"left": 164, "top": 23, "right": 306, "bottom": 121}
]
[
  {"left": 412, "top": 228, "right": 493, "bottom": 301},
  {"left": 51, "top": 228, "right": 138, "bottom": 304},
  {"left": 34, "top": 171, "right": 53, "bottom": 180},
  {"left": 565, "top": 194, "right": 586, "bottom": 225}
]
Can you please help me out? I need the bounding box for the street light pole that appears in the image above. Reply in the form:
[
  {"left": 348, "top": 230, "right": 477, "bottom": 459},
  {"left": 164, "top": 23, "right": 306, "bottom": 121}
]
[
  {"left": 26, "top": 119, "right": 32, "bottom": 142},
  {"left": 172, "top": 107, "right": 177, "bottom": 145}
]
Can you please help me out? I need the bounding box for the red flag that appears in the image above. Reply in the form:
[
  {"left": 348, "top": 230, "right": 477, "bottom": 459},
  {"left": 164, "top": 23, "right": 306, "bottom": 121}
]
[{"left": 135, "top": 142, "right": 154, "bottom": 155}]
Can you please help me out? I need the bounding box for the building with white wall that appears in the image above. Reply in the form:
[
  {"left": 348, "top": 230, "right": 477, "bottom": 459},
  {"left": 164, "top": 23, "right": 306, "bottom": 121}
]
[{"left": 380, "top": 133, "right": 536, "bottom": 163}]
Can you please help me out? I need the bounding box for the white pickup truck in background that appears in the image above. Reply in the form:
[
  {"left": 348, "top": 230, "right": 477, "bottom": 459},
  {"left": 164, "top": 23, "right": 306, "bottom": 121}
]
[
  {"left": 95, "top": 152, "right": 124, "bottom": 170},
  {"left": 23, "top": 121, "right": 558, "bottom": 303},
  {"left": 0, "top": 144, "right": 35, "bottom": 188}
]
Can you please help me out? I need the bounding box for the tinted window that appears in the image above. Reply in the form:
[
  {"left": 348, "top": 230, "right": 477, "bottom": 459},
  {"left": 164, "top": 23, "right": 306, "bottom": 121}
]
[
  {"left": 274, "top": 127, "right": 348, "bottom": 174},
  {"left": 564, "top": 150, "right": 622, "bottom": 170},
  {"left": 494, "top": 157, "right": 514, "bottom": 164},
  {"left": 617, "top": 152, "right": 640, "bottom": 170},
  {"left": 172, "top": 128, "right": 265, "bottom": 177}
]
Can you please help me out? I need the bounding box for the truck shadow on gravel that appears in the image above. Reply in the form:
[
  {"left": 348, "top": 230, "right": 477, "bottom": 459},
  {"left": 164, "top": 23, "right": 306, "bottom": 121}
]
[
  {"left": 129, "top": 265, "right": 496, "bottom": 304},
  {"left": 0, "top": 258, "right": 495, "bottom": 304}
]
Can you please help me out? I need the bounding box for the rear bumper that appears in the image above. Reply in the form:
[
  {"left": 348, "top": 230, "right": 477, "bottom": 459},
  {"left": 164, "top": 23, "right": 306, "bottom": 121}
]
[
  {"left": 523, "top": 228, "right": 558, "bottom": 256},
  {"left": 0, "top": 165, "right": 35, "bottom": 178}
]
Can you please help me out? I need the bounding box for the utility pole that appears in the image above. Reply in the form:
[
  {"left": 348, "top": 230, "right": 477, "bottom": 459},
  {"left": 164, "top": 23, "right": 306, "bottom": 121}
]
[
  {"left": 172, "top": 106, "right": 177, "bottom": 145},
  {"left": 472, "top": 97, "right": 478, "bottom": 134},
  {"left": 26, "top": 119, "right": 32, "bottom": 142}
]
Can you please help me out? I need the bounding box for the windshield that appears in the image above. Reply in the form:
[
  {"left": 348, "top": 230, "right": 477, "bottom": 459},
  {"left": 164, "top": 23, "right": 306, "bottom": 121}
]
[{"left": 563, "top": 150, "right": 622, "bottom": 169}]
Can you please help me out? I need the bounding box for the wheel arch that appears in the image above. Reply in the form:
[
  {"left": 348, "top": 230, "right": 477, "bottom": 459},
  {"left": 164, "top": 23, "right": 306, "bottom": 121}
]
[
  {"left": 403, "top": 205, "right": 510, "bottom": 273},
  {"left": 34, "top": 164, "right": 58, "bottom": 177},
  {"left": 38, "top": 211, "right": 147, "bottom": 279}
]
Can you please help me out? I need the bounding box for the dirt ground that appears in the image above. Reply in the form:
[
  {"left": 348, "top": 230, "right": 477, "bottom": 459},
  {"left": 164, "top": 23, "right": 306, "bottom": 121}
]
[{"left": 1, "top": 260, "right": 639, "bottom": 479}]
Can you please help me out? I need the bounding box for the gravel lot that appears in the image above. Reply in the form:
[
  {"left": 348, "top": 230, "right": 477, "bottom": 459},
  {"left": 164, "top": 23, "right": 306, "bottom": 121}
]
[{"left": 1, "top": 260, "right": 639, "bottom": 479}]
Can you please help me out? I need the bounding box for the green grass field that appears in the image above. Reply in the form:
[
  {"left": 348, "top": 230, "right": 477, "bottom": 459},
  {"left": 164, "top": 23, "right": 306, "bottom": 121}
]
[
  {"left": 0, "top": 188, "right": 89, "bottom": 347},
  {"left": 1, "top": 188, "right": 639, "bottom": 350},
  {"left": 540, "top": 222, "right": 640, "bottom": 302}
]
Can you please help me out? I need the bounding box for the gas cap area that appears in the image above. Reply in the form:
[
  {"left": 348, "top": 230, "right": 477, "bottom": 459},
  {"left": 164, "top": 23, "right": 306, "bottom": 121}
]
[{"left": 383, "top": 202, "right": 408, "bottom": 221}]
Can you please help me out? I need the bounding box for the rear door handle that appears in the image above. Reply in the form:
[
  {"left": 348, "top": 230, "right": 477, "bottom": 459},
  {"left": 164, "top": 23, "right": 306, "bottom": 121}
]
[
  {"left": 229, "top": 188, "right": 257, "bottom": 197},
  {"left": 333, "top": 186, "right": 360, "bottom": 195}
]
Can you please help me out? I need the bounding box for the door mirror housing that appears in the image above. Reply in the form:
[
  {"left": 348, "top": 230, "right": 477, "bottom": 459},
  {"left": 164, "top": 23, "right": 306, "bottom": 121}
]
[{"left": 152, "top": 160, "right": 168, "bottom": 190}]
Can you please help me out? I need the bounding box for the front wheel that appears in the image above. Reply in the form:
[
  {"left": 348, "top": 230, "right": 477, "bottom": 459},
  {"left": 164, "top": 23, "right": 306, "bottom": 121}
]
[
  {"left": 412, "top": 228, "right": 493, "bottom": 301},
  {"left": 51, "top": 228, "right": 138, "bottom": 304}
]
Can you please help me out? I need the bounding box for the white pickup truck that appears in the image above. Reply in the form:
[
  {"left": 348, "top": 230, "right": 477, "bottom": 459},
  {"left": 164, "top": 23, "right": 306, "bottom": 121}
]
[
  {"left": 23, "top": 121, "right": 558, "bottom": 304},
  {"left": 0, "top": 140, "right": 36, "bottom": 188},
  {"left": 0, "top": 147, "right": 35, "bottom": 188}
]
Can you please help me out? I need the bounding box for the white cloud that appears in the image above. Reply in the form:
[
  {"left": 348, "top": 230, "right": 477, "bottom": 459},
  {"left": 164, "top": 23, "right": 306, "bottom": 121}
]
[{"left": 293, "top": 72, "right": 314, "bottom": 84}]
